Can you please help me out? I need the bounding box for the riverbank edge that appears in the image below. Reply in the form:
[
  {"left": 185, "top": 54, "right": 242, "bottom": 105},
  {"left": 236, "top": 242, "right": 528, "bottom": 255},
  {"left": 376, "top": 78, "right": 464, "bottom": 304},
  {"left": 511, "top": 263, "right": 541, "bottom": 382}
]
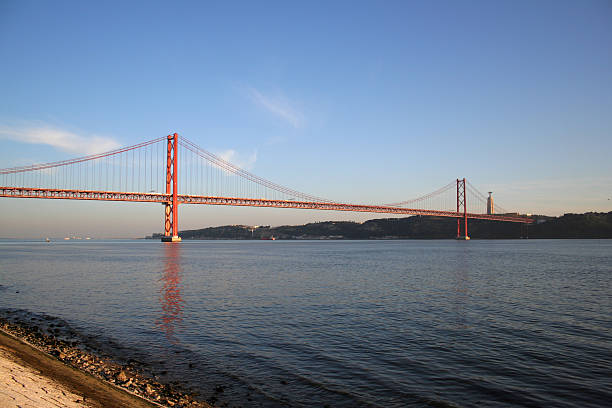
[{"left": 0, "top": 317, "right": 212, "bottom": 408}]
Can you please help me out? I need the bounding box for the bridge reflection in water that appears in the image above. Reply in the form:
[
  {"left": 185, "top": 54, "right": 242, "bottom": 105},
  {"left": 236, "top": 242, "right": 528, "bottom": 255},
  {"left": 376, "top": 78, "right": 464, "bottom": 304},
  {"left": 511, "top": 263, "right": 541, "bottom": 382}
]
[{"left": 157, "top": 243, "right": 184, "bottom": 343}]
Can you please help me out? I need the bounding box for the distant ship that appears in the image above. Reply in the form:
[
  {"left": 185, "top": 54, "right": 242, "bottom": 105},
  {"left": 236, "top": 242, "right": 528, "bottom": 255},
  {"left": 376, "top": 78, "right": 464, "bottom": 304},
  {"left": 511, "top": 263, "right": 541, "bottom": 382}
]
[{"left": 261, "top": 236, "right": 276, "bottom": 241}]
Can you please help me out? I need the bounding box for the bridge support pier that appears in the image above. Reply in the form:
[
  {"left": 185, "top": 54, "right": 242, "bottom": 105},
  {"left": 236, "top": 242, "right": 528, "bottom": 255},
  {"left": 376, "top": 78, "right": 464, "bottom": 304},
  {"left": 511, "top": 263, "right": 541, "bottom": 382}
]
[
  {"left": 161, "top": 235, "right": 182, "bottom": 242},
  {"left": 456, "top": 178, "right": 470, "bottom": 240},
  {"left": 520, "top": 223, "right": 529, "bottom": 239},
  {"left": 162, "top": 133, "right": 181, "bottom": 243}
]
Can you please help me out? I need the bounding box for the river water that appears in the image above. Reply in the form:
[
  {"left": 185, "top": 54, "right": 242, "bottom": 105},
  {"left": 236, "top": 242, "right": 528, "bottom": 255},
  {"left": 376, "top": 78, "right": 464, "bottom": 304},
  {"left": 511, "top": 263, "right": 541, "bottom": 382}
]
[{"left": 0, "top": 239, "right": 610, "bottom": 407}]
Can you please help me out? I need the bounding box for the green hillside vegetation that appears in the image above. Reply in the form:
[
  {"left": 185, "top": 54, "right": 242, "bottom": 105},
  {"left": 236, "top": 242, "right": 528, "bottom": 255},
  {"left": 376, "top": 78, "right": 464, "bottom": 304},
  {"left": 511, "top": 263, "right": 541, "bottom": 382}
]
[
  {"left": 528, "top": 211, "right": 612, "bottom": 238},
  {"left": 146, "top": 211, "right": 612, "bottom": 240}
]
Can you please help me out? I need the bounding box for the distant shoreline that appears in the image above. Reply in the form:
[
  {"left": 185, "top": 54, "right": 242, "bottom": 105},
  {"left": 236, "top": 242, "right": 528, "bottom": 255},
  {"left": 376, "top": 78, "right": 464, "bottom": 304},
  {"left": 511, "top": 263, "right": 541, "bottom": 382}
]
[
  {"left": 2, "top": 212, "right": 610, "bottom": 241},
  {"left": 146, "top": 212, "right": 612, "bottom": 240}
]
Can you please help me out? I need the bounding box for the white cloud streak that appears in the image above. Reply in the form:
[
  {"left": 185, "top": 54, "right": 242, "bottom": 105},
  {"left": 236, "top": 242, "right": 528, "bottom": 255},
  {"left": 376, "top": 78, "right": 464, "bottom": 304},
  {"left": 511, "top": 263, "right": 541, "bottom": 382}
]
[
  {"left": 216, "top": 149, "right": 258, "bottom": 171},
  {"left": 0, "top": 123, "right": 121, "bottom": 155},
  {"left": 247, "top": 87, "right": 304, "bottom": 128}
]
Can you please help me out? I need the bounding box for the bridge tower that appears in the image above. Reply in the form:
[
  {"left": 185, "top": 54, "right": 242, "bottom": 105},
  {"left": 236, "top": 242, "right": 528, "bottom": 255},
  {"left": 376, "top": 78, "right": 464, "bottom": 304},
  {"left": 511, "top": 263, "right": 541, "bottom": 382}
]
[
  {"left": 162, "top": 133, "right": 181, "bottom": 242},
  {"left": 487, "top": 192, "right": 494, "bottom": 215},
  {"left": 456, "top": 178, "right": 470, "bottom": 240}
]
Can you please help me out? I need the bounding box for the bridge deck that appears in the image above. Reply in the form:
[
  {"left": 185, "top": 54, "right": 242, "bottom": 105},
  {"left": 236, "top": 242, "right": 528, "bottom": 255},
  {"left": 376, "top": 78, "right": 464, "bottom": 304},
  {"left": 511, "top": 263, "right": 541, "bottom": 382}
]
[{"left": 0, "top": 186, "right": 533, "bottom": 223}]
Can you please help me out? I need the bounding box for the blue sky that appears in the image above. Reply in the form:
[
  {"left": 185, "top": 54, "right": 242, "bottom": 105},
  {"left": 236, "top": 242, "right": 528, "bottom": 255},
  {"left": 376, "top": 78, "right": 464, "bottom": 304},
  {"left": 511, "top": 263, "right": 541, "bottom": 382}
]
[{"left": 1, "top": 0, "right": 611, "bottom": 237}]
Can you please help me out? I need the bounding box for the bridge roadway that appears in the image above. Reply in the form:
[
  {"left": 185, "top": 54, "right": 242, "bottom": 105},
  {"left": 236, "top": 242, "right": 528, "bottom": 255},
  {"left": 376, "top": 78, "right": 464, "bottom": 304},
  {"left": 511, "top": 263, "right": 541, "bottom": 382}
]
[{"left": 0, "top": 186, "right": 533, "bottom": 224}]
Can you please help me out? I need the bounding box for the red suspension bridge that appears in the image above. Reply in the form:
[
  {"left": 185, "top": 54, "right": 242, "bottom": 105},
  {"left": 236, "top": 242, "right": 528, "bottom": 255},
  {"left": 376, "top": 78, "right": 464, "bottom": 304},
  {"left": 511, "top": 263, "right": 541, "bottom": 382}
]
[{"left": 0, "top": 133, "right": 532, "bottom": 241}]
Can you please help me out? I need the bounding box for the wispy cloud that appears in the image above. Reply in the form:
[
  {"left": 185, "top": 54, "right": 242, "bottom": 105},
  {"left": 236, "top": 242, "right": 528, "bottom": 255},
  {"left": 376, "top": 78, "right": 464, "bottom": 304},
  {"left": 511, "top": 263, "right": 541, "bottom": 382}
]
[
  {"left": 216, "top": 149, "right": 258, "bottom": 170},
  {"left": 247, "top": 87, "right": 304, "bottom": 128},
  {"left": 0, "top": 122, "right": 121, "bottom": 155}
]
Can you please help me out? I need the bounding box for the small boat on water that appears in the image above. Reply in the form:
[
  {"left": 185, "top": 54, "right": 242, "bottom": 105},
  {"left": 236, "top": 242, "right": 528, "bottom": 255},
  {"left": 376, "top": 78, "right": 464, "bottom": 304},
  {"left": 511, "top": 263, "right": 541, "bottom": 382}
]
[{"left": 261, "top": 236, "right": 276, "bottom": 241}]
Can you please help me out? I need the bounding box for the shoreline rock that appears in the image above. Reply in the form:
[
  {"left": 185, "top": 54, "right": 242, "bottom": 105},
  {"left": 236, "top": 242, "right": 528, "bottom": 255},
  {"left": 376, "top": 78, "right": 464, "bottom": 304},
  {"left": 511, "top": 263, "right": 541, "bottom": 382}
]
[{"left": 0, "top": 316, "right": 212, "bottom": 408}]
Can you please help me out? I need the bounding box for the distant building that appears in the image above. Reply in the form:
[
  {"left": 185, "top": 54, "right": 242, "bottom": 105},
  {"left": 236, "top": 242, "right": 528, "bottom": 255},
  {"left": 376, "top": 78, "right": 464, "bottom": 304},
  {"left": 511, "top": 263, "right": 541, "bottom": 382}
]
[{"left": 487, "top": 192, "right": 494, "bottom": 215}]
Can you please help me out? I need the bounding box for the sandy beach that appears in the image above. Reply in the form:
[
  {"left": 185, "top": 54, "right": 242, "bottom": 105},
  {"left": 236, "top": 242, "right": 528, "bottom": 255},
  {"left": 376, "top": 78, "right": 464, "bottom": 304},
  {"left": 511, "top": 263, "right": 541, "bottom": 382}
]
[
  {"left": 1, "top": 344, "right": 91, "bottom": 407},
  {"left": 0, "top": 314, "right": 219, "bottom": 407},
  {"left": 0, "top": 329, "right": 158, "bottom": 408}
]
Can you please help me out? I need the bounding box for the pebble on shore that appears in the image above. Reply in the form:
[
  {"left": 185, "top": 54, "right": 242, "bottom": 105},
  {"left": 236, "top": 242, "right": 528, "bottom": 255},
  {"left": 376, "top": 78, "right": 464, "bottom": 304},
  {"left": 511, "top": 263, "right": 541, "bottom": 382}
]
[{"left": 0, "top": 317, "right": 211, "bottom": 408}]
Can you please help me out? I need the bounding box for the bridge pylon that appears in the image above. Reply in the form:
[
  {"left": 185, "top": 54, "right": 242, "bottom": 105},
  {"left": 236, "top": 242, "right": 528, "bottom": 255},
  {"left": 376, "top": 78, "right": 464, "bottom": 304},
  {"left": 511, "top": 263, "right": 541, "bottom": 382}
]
[
  {"left": 162, "top": 133, "right": 181, "bottom": 242},
  {"left": 456, "top": 178, "right": 470, "bottom": 240}
]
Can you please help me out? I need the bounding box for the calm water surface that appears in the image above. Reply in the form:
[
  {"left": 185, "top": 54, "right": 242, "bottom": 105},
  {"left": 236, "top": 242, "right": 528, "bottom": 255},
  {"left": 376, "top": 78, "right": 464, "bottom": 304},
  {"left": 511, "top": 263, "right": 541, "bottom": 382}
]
[{"left": 0, "top": 239, "right": 610, "bottom": 407}]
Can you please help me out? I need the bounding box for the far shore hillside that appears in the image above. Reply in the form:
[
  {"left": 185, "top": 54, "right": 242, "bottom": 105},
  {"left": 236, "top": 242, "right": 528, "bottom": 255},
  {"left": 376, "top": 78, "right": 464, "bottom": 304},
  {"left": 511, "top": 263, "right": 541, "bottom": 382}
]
[{"left": 146, "top": 212, "right": 612, "bottom": 240}]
